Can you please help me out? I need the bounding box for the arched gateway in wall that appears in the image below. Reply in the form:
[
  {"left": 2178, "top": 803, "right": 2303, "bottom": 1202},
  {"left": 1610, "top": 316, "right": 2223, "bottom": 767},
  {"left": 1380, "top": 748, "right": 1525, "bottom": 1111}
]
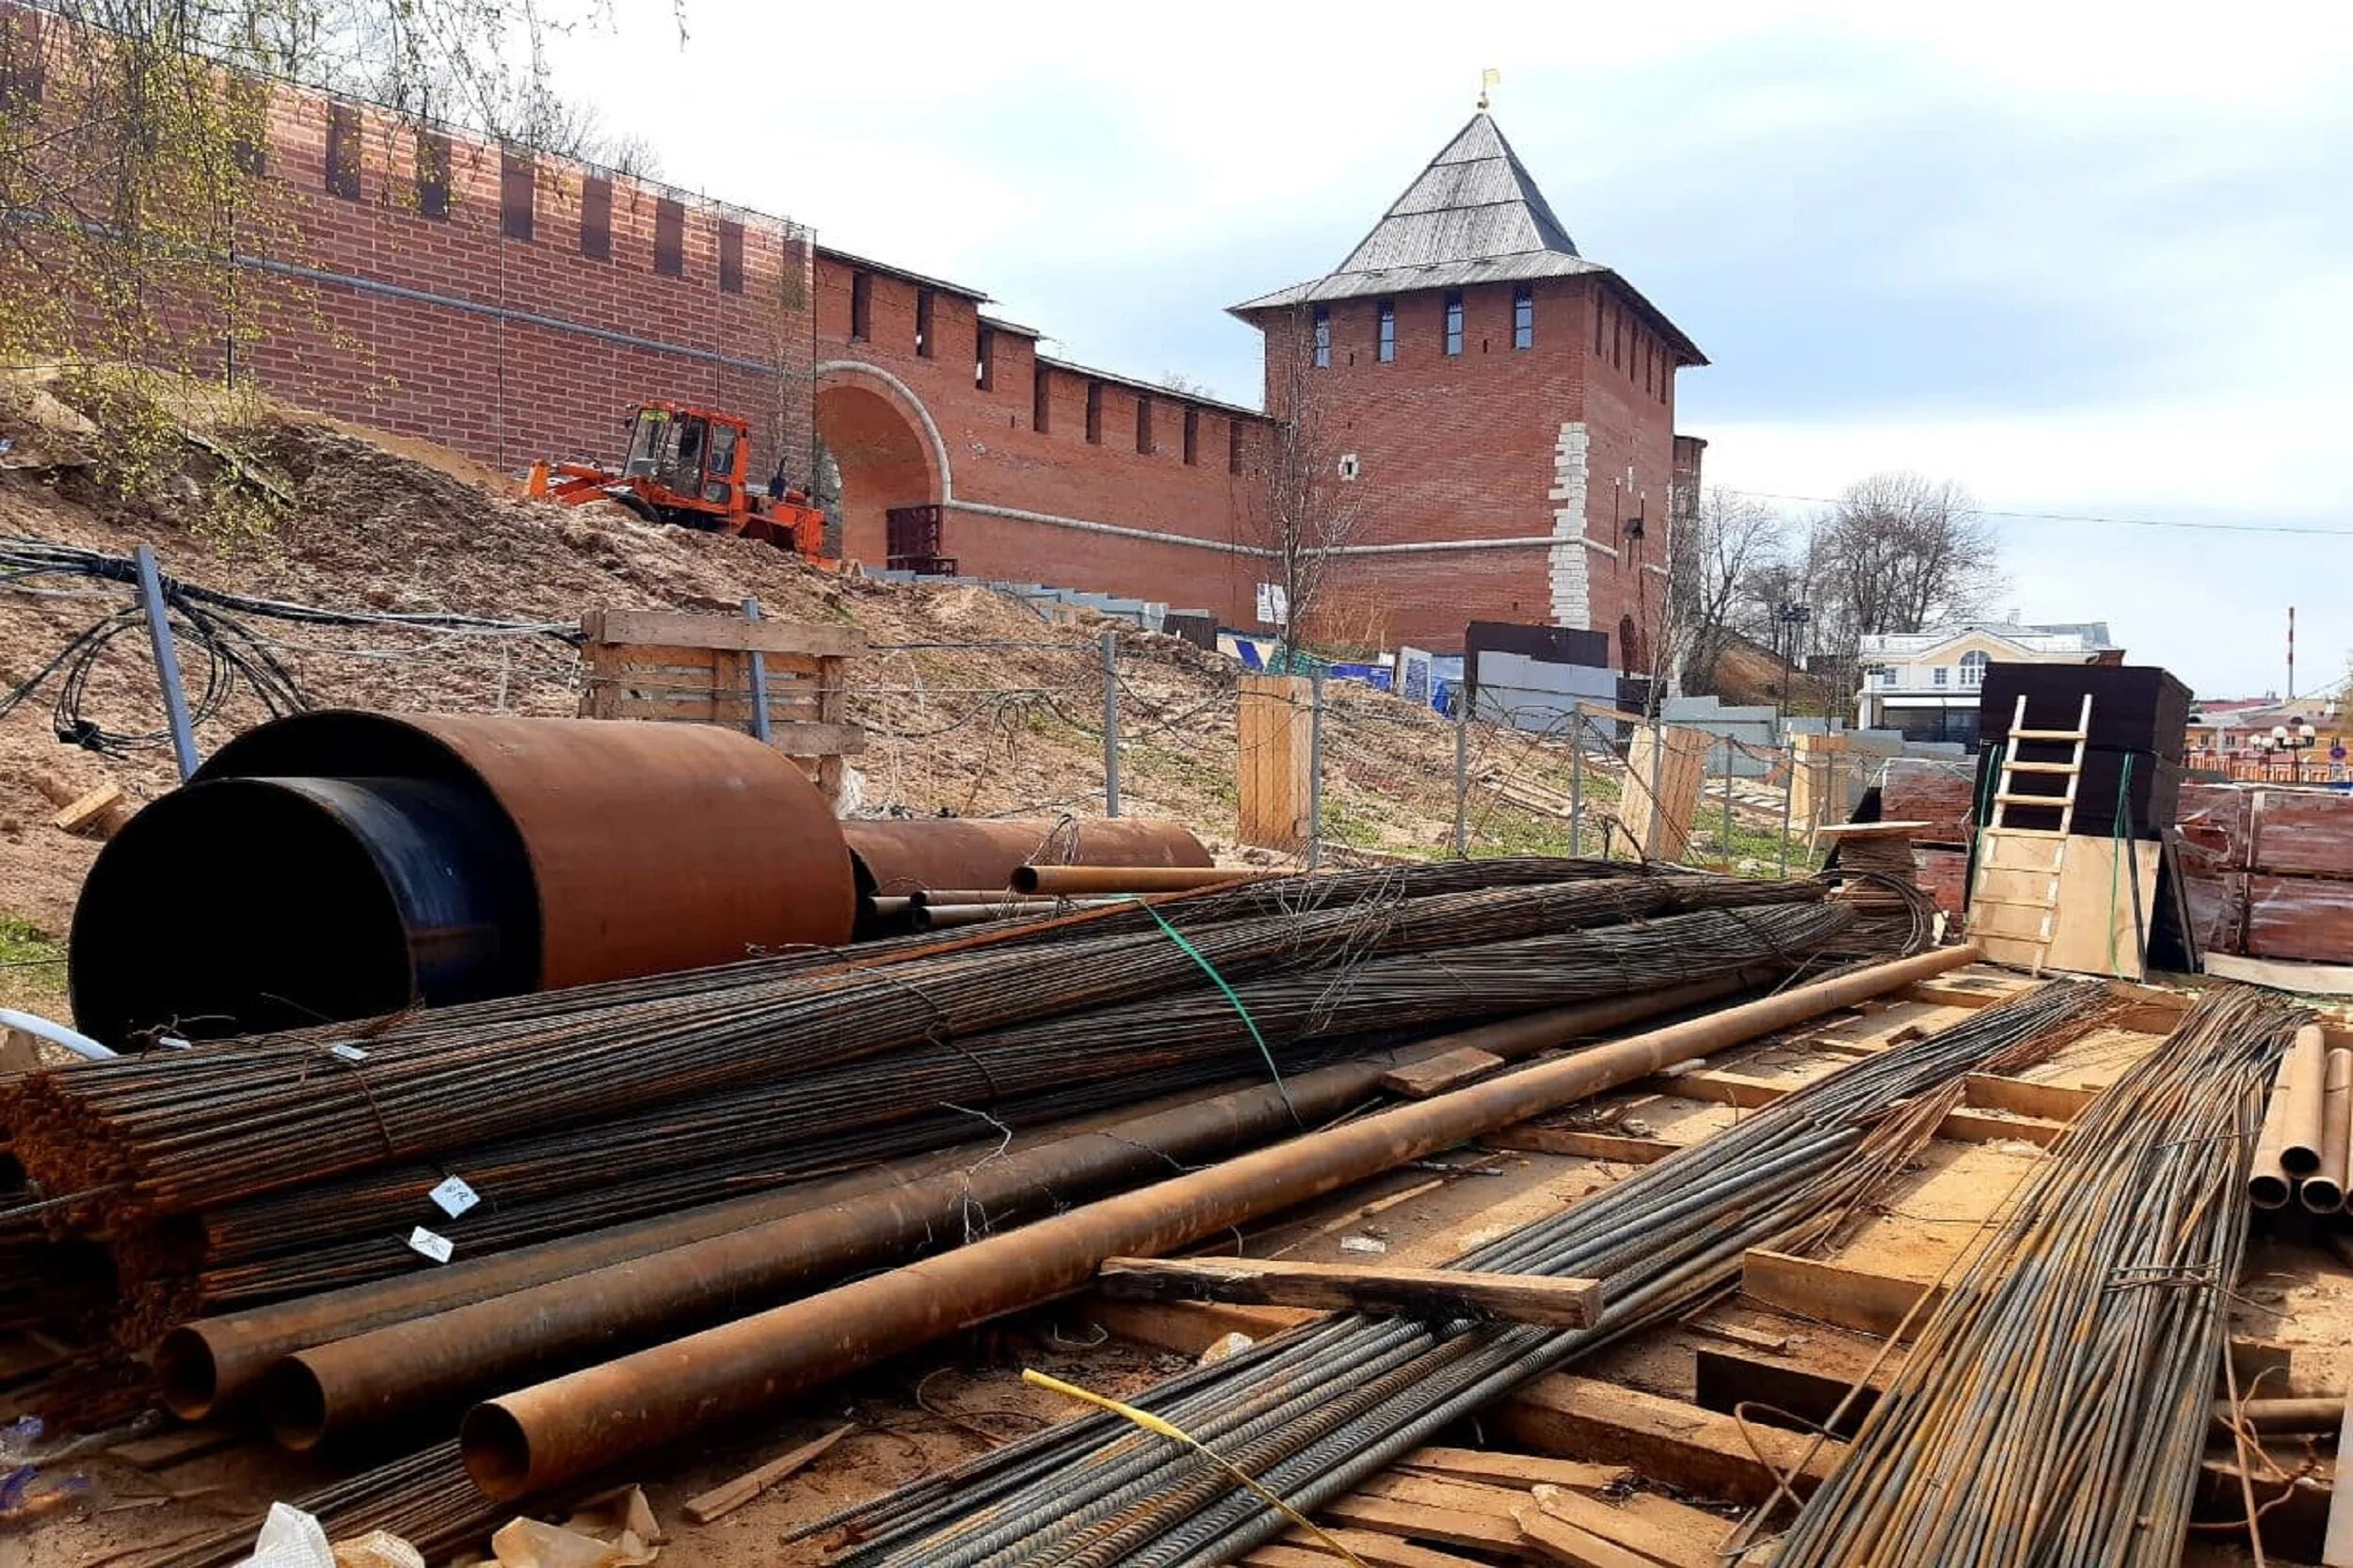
[{"left": 811, "top": 361, "right": 949, "bottom": 568}]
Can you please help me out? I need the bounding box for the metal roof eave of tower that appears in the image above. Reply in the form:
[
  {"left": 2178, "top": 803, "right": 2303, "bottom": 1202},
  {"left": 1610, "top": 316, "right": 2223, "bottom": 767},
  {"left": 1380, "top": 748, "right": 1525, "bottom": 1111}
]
[{"left": 1229, "top": 257, "right": 1707, "bottom": 367}]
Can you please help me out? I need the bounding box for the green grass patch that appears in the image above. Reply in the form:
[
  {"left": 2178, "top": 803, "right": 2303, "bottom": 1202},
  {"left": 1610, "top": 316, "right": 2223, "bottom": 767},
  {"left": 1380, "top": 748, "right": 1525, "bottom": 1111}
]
[{"left": 0, "top": 914, "right": 70, "bottom": 1019}]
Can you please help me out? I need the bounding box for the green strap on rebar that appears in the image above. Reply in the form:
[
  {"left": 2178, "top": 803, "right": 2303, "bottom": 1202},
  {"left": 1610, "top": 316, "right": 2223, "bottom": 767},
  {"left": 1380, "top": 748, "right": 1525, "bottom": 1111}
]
[{"left": 1131, "top": 899, "right": 1299, "bottom": 1124}]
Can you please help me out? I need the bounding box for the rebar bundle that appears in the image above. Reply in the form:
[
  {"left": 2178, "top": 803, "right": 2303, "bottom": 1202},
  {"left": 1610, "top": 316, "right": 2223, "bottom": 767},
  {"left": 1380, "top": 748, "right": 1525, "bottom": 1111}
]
[
  {"left": 176, "top": 894, "right": 1837, "bottom": 1306},
  {"left": 8, "top": 872, "right": 1721, "bottom": 1220},
  {"left": 811, "top": 980, "right": 2115, "bottom": 1568},
  {"left": 1762, "top": 983, "right": 2305, "bottom": 1568}
]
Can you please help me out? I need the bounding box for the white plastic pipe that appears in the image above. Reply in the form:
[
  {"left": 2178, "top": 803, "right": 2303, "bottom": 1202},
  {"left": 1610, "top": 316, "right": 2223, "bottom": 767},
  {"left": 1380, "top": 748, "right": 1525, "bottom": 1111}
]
[{"left": 0, "top": 1008, "right": 115, "bottom": 1061}]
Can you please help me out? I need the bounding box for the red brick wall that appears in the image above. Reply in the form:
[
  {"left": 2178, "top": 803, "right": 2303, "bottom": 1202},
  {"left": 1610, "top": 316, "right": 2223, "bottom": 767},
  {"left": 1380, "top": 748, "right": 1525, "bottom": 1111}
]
[
  {"left": 812, "top": 252, "right": 1271, "bottom": 623},
  {"left": 225, "top": 88, "right": 814, "bottom": 484}
]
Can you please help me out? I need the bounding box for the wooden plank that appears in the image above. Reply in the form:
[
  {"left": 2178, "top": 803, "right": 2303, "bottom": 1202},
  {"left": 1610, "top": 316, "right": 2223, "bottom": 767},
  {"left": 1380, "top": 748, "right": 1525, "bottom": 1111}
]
[
  {"left": 1739, "top": 1250, "right": 1943, "bottom": 1339},
  {"left": 1961, "top": 1073, "right": 2098, "bottom": 1122},
  {"left": 582, "top": 608, "right": 867, "bottom": 657},
  {"left": 1514, "top": 1507, "right": 1658, "bottom": 1568},
  {"left": 1083, "top": 1297, "right": 1316, "bottom": 1354},
  {"left": 52, "top": 781, "right": 123, "bottom": 835},
  {"left": 2206, "top": 951, "right": 2353, "bottom": 998},
  {"left": 1393, "top": 1448, "right": 1628, "bottom": 1494},
  {"left": 1621, "top": 725, "right": 1710, "bottom": 860},
  {"left": 1657, "top": 1069, "right": 1796, "bottom": 1109},
  {"left": 1380, "top": 1048, "right": 1506, "bottom": 1099},
  {"left": 1481, "top": 1126, "right": 1680, "bottom": 1163},
  {"left": 1492, "top": 1375, "right": 1844, "bottom": 1506},
  {"left": 1970, "top": 832, "right": 2159, "bottom": 979},
  {"left": 1321, "top": 1492, "right": 1526, "bottom": 1555},
  {"left": 1902, "top": 978, "right": 2037, "bottom": 1009},
  {"left": 1356, "top": 1472, "right": 1543, "bottom": 1519},
  {"left": 1097, "top": 1256, "right": 1603, "bottom": 1329},
  {"left": 1693, "top": 1348, "right": 1884, "bottom": 1437},
  {"left": 680, "top": 1423, "right": 852, "bottom": 1524},
  {"left": 1238, "top": 675, "right": 1313, "bottom": 851},
  {"left": 1259, "top": 1529, "right": 1495, "bottom": 1568},
  {"left": 1935, "top": 1107, "right": 2070, "bottom": 1147},
  {"left": 1530, "top": 1485, "right": 1719, "bottom": 1568},
  {"left": 1616, "top": 1495, "right": 1737, "bottom": 1561}
]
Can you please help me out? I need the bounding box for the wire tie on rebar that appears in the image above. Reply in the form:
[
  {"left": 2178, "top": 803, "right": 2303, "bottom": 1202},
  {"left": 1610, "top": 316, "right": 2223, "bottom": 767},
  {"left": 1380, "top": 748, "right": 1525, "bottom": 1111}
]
[{"left": 315, "top": 1043, "right": 405, "bottom": 1166}]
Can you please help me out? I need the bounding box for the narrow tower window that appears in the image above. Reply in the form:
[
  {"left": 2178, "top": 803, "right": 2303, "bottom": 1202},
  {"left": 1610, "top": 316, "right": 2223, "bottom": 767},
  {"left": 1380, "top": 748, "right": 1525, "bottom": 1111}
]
[
  {"left": 1312, "top": 305, "right": 1331, "bottom": 369},
  {"left": 1444, "top": 293, "right": 1464, "bottom": 356},
  {"left": 1376, "top": 300, "right": 1396, "bottom": 363},
  {"left": 1514, "top": 284, "right": 1534, "bottom": 350}
]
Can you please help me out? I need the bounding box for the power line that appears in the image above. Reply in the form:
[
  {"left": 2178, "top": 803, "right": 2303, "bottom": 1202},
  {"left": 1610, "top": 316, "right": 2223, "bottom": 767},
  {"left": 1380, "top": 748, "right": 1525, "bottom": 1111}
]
[{"left": 1715, "top": 489, "right": 2353, "bottom": 539}]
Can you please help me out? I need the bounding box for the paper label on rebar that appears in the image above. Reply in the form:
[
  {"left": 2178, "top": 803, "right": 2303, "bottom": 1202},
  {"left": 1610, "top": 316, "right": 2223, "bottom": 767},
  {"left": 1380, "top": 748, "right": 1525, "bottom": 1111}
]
[
  {"left": 428, "top": 1176, "right": 480, "bottom": 1218},
  {"left": 407, "top": 1226, "right": 454, "bottom": 1264},
  {"left": 328, "top": 1043, "right": 369, "bottom": 1062}
]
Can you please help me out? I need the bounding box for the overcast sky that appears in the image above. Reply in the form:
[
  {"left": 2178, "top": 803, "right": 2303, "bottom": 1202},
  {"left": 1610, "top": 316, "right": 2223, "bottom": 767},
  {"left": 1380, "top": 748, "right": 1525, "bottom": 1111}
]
[{"left": 545, "top": 0, "right": 2353, "bottom": 702}]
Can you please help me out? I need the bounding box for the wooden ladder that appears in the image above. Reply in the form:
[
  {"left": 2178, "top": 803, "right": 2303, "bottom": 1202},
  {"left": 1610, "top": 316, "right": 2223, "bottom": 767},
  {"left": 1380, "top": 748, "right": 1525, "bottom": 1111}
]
[{"left": 1967, "top": 694, "right": 2094, "bottom": 975}]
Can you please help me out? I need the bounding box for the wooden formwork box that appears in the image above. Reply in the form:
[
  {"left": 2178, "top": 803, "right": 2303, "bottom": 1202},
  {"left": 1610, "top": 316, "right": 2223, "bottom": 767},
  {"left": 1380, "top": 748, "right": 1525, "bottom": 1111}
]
[
  {"left": 1620, "top": 724, "right": 1711, "bottom": 861},
  {"left": 1237, "top": 674, "right": 1313, "bottom": 852},
  {"left": 579, "top": 608, "right": 866, "bottom": 801},
  {"left": 1965, "top": 829, "right": 2160, "bottom": 979}
]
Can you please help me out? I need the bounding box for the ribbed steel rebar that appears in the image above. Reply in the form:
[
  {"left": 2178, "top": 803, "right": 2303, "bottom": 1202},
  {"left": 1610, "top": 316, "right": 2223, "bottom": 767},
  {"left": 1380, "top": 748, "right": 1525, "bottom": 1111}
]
[
  {"left": 1763, "top": 983, "right": 2304, "bottom": 1568},
  {"left": 6, "top": 870, "right": 1713, "bottom": 1220},
  {"left": 814, "top": 980, "right": 2114, "bottom": 1568}
]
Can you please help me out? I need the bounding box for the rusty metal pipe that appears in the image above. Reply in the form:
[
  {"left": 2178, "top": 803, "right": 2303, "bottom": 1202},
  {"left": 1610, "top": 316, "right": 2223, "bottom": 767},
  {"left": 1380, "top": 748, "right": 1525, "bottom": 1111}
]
[
  {"left": 2211, "top": 1397, "right": 2345, "bottom": 1435},
  {"left": 2250, "top": 1057, "right": 2298, "bottom": 1209},
  {"left": 2280, "top": 1024, "right": 2329, "bottom": 1176},
  {"left": 2305, "top": 1046, "right": 2353, "bottom": 1212},
  {"left": 844, "top": 818, "right": 1209, "bottom": 901},
  {"left": 460, "top": 943, "right": 1980, "bottom": 1498},
  {"left": 1014, "top": 865, "right": 1279, "bottom": 896},
  {"left": 156, "top": 1148, "right": 980, "bottom": 1419},
  {"left": 257, "top": 974, "right": 1765, "bottom": 1448},
  {"left": 910, "top": 889, "right": 1056, "bottom": 908}
]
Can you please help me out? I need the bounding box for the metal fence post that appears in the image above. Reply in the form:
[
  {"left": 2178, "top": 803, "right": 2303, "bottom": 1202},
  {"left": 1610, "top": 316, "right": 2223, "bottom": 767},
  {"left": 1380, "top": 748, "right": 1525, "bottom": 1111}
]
[
  {"left": 1450, "top": 683, "right": 1469, "bottom": 858},
  {"left": 1567, "top": 701, "right": 1584, "bottom": 858},
  {"left": 741, "top": 598, "right": 772, "bottom": 744},
  {"left": 1721, "top": 739, "right": 1737, "bottom": 869},
  {"left": 1645, "top": 720, "right": 1666, "bottom": 860},
  {"left": 1306, "top": 667, "right": 1325, "bottom": 871},
  {"left": 1779, "top": 739, "right": 1796, "bottom": 879},
  {"left": 1100, "top": 630, "right": 1121, "bottom": 818},
  {"left": 133, "top": 543, "right": 200, "bottom": 780}
]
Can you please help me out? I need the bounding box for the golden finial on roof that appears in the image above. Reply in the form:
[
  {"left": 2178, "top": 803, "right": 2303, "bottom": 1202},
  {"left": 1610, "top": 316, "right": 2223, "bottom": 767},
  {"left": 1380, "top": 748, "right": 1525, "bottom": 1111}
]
[{"left": 1478, "top": 68, "right": 1500, "bottom": 112}]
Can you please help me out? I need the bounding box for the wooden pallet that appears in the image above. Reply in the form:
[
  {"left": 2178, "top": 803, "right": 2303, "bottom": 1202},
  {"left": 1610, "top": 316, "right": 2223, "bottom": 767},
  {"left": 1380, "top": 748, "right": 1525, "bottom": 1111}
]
[{"left": 578, "top": 607, "right": 865, "bottom": 800}]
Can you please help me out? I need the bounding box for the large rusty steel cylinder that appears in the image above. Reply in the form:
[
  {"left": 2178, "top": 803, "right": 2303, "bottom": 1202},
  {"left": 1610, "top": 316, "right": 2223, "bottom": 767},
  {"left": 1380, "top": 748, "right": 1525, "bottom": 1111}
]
[{"left": 72, "top": 712, "right": 859, "bottom": 1043}]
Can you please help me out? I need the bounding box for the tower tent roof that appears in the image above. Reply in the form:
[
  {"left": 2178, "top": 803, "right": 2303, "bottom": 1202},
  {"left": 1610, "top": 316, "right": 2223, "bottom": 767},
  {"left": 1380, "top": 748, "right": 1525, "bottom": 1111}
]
[{"left": 1232, "top": 112, "right": 1704, "bottom": 364}]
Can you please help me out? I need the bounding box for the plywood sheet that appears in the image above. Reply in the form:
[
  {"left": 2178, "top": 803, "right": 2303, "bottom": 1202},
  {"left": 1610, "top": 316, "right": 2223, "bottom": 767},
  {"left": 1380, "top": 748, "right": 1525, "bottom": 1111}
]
[{"left": 1968, "top": 831, "right": 2159, "bottom": 978}]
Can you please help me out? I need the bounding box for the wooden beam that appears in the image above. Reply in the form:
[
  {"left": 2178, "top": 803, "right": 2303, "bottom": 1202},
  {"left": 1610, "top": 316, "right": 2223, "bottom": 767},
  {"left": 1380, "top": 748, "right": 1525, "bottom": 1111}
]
[
  {"left": 1655, "top": 1069, "right": 1797, "bottom": 1109},
  {"left": 1355, "top": 1472, "right": 1544, "bottom": 1520},
  {"left": 1380, "top": 1048, "right": 1507, "bottom": 1099},
  {"left": 1491, "top": 1375, "right": 1845, "bottom": 1506},
  {"left": 1393, "top": 1448, "right": 1628, "bottom": 1493},
  {"left": 1255, "top": 1528, "right": 1495, "bottom": 1568},
  {"left": 1934, "top": 1107, "right": 2071, "bottom": 1147},
  {"left": 1097, "top": 1256, "right": 1603, "bottom": 1329},
  {"left": 1083, "top": 1297, "right": 1316, "bottom": 1355},
  {"left": 51, "top": 781, "right": 122, "bottom": 835},
  {"left": 1961, "top": 1073, "right": 2099, "bottom": 1122},
  {"left": 1481, "top": 1126, "right": 1680, "bottom": 1163},
  {"left": 1514, "top": 1507, "right": 1659, "bottom": 1568},
  {"left": 582, "top": 608, "right": 867, "bottom": 657},
  {"left": 1739, "top": 1250, "right": 1944, "bottom": 1339},
  {"left": 1692, "top": 1349, "right": 1884, "bottom": 1438},
  {"left": 1529, "top": 1485, "right": 1721, "bottom": 1568},
  {"left": 1902, "top": 979, "right": 2034, "bottom": 1009},
  {"left": 1321, "top": 1492, "right": 1526, "bottom": 1555}
]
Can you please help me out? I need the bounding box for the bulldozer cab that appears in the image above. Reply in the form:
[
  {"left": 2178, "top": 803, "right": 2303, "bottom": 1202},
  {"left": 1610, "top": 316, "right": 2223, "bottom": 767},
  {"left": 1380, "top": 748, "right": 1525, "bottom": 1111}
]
[{"left": 618, "top": 404, "right": 747, "bottom": 512}]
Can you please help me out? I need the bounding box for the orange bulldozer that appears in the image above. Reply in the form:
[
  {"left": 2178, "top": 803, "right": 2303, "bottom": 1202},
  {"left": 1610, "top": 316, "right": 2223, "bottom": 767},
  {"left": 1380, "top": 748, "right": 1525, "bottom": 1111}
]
[{"left": 528, "top": 401, "right": 830, "bottom": 559}]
